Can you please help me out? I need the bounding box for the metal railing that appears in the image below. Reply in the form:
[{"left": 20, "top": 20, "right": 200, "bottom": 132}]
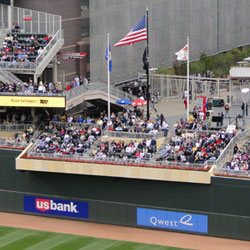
[
  {"left": 13, "top": 6, "right": 61, "bottom": 36},
  {"left": 0, "top": 60, "right": 36, "bottom": 72},
  {"left": 215, "top": 129, "right": 250, "bottom": 177},
  {"left": 138, "top": 73, "right": 230, "bottom": 102},
  {"left": 103, "top": 130, "right": 164, "bottom": 139},
  {"left": 0, "top": 123, "right": 34, "bottom": 132},
  {"left": 27, "top": 148, "right": 210, "bottom": 170},
  {"left": 0, "top": 91, "right": 64, "bottom": 96},
  {"left": 48, "top": 121, "right": 103, "bottom": 129},
  {"left": 35, "top": 29, "right": 63, "bottom": 73},
  {"left": 65, "top": 81, "right": 139, "bottom": 102},
  {"left": 0, "top": 29, "right": 63, "bottom": 73},
  {"left": 0, "top": 67, "right": 24, "bottom": 86},
  {"left": 0, "top": 138, "right": 27, "bottom": 149}
]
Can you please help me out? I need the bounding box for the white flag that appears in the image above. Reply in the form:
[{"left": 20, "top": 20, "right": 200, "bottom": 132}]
[{"left": 175, "top": 44, "right": 188, "bottom": 61}]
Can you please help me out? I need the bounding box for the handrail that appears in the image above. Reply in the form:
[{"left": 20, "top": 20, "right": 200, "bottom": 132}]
[
  {"left": 215, "top": 129, "right": 250, "bottom": 177},
  {"left": 35, "top": 29, "right": 63, "bottom": 70},
  {"left": 0, "top": 91, "right": 64, "bottom": 96},
  {"left": 65, "top": 82, "right": 139, "bottom": 102},
  {"left": 0, "top": 123, "right": 34, "bottom": 132},
  {"left": 48, "top": 121, "right": 103, "bottom": 129},
  {"left": 0, "top": 30, "right": 63, "bottom": 73},
  {"left": 27, "top": 150, "right": 209, "bottom": 170},
  {"left": 103, "top": 130, "right": 164, "bottom": 139}
]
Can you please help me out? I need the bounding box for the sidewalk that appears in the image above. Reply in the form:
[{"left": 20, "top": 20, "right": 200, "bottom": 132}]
[{"left": 151, "top": 100, "right": 250, "bottom": 131}]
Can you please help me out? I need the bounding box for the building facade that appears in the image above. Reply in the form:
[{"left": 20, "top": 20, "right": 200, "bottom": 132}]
[{"left": 89, "top": 0, "right": 250, "bottom": 83}]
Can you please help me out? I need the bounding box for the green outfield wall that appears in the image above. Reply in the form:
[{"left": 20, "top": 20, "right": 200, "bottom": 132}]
[{"left": 0, "top": 149, "right": 250, "bottom": 240}]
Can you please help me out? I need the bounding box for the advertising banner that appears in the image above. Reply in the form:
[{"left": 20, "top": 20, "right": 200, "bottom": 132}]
[
  {"left": 24, "top": 196, "right": 89, "bottom": 219},
  {"left": 0, "top": 96, "right": 65, "bottom": 108},
  {"left": 137, "top": 208, "right": 208, "bottom": 233}
]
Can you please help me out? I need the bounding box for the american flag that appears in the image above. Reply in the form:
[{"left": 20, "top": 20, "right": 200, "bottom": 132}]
[{"left": 114, "top": 15, "right": 147, "bottom": 47}]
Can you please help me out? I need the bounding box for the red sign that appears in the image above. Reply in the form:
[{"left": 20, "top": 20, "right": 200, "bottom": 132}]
[{"left": 24, "top": 16, "right": 32, "bottom": 21}]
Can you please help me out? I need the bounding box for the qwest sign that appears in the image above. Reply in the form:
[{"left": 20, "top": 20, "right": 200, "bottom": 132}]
[
  {"left": 137, "top": 208, "right": 208, "bottom": 233},
  {"left": 24, "top": 196, "right": 89, "bottom": 219}
]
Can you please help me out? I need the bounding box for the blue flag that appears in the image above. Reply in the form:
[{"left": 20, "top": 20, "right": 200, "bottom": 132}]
[{"left": 105, "top": 44, "right": 112, "bottom": 72}]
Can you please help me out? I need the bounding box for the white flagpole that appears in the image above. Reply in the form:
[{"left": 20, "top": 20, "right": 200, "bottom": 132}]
[
  {"left": 107, "top": 33, "right": 111, "bottom": 122},
  {"left": 187, "top": 36, "right": 190, "bottom": 120}
]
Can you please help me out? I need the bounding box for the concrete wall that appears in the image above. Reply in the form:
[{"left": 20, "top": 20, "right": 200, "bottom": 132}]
[
  {"left": 15, "top": 0, "right": 82, "bottom": 82},
  {"left": 90, "top": 0, "right": 250, "bottom": 83}
]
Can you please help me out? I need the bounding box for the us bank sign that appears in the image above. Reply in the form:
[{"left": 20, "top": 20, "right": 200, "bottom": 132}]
[{"left": 137, "top": 208, "right": 208, "bottom": 233}]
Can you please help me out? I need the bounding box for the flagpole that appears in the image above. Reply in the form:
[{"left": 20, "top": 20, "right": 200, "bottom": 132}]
[
  {"left": 107, "top": 33, "right": 111, "bottom": 123},
  {"left": 187, "top": 36, "right": 190, "bottom": 121},
  {"left": 146, "top": 6, "right": 150, "bottom": 121}
]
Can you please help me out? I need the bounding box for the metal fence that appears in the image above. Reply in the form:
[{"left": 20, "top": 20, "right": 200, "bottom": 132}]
[
  {"left": 13, "top": 6, "right": 61, "bottom": 36},
  {"left": 138, "top": 73, "right": 230, "bottom": 102},
  {"left": 0, "top": 4, "right": 8, "bottom": 30},
  {"left": 0, "top": 123, "right": 34, "bottom": 132},
  {"left": 0, "top": 138, "right": 27, "bottom": 149},
  {"left": 215, "top": 129, "right": 250, "bottom": 177},
  {"left": 0, "top": 91, "right": 64, "bottom": 97},
  {"left": 27, "top": 149, "right": 209, "bottom": 170},
  {"left": 103, "top": 130, "right": 164, "bottom": 140},
  {"left": 49, "top": 121, "right": 103, "bottom": 129},
  {"left": 65, "top": 81, "right": 139, "bottom": 102}
]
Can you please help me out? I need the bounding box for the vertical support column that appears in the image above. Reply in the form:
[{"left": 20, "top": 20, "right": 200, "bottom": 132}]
[
  {"left": 229, "top": 79, "right": 232, "bottom": 106},
  {"left": 160, "top": 74, "right": 164, "bottom": 99},
  {"left": 53, "top": 57, "right": 58, "bottom": 83},
  {"left": 166, "top": 75, "right": 170, "bottom": 100},
  {"left": 38, "top": 12, "right": 40, "bottom": 34},
  {"left": 31, "top": 107, "right": 35, "bottom": 125},
  {"left": 191, "top": 79, "right": 195, "bottom": 101},
  {"left": 53, "top": 15, "right": 55, "bottom": 35},
  {"left": 30, "top": 10, "right": 32, "bottom": 34},
  {"left": 217, "top": 79, "right": 220, "bottom": 98},
  {"left": 33, "top": 74, "right": 37, "bottom": 85},
  {"left": 8, "top": 1, "right": 14, "bottom": 30},
  {"left": 1, "top": 6, "right": 3, "bottom": 28},
  {"left": 46, "top": 13, "right": 48, "bottom": 34}
]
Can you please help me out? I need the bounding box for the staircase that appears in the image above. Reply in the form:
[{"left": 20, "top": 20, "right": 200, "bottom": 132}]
[
  {"left": 35, "top": 29, "right": 64, "bottom": 75},
  {"left": 0, "top": 67, "right": 24, "bottom": 86},
  {"left": 0, "top": 5, "right": 64, "bottom": 76},
  {"left": 151, "top": 133, "right": 173, "bottom": 161},
  {"left": 65, "top": 82, "right": 143, "bottom": 111}
]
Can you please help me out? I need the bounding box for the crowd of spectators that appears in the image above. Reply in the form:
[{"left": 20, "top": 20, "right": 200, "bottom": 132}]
[
  {"left": 0, "top": 80, "right": 63, "bottom": 94},
  {"left": 33, "top": 122, "right": 101, "bottom": 155},
  {"left": 0, "top": 126, "right": 34, "bottom": 148},
  {"left": 107, "top": 112, "right": 169, "bottom": 136},
  {"left": 225, "top": 144, "right": 250, "bottom": 172},
  {"left": 65, "top": 75, "right": 88, "bottom": 91},
  {"left": 91, "top": 138, "right": 157, "bottom": 161},
  {"left": 174, "top": 106, "right": 212, "bottom": 135},
  {"left": 157, "top": 130, "right": 235, "bottom": 164},
  {"left": 0, "top": 26, "right": 51, "bottom": 67},
  {"left": 48, "top": 110, "right": 169, "bottom": 136}
]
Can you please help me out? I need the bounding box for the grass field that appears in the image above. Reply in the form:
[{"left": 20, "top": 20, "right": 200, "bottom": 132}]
[{"left": 0, "top": 226, "right": 190, "bottom": 250}]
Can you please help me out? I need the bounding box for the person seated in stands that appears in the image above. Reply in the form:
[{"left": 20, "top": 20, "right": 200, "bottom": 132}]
[
  {"left": 77, "top": 115, "right": 84, "bottom": 123},
  {"left": 66, "top": 83, "right": 71, "bottom": 91},
  {"left": 38, "top": 81, "right": 46, "bottom": 93},
  {"left": 28, "top": 82, "right": 34, "bottom": 92},
  {"left": 11, "top": 23, "right": 20, "bottom": 33},
  {"left": 51, "top": 115, "right": 59, "bottom": 122},
  {"left": 67, "top": 115, "right": 73, "bottom": 123},
  {"left": 37, "top": 47, "right": 43, "bottom": 56},
  {"left": 43, "top": 35, "right": 52, "bottom": 45}
]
